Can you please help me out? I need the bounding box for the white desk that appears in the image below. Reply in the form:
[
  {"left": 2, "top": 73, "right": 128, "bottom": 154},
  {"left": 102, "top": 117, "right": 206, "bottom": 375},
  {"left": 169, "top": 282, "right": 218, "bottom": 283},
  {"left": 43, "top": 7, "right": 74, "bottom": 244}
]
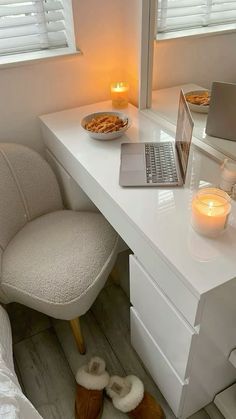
[
  {"left": 40, "top": 102, "right": 236, "bottom": 419},
  {"left": 150, "top": 84, "right": 236, "bottom": 161}
]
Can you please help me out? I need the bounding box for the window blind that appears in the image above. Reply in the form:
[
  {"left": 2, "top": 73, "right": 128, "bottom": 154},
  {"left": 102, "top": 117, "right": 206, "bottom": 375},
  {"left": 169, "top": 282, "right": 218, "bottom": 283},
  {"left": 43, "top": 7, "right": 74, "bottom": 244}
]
[
  {"left": 157, "top": 0, "right": 236, "bottom": 34},
  {"left": 0, "top": 0, "right": 73, "bottom": 56}
]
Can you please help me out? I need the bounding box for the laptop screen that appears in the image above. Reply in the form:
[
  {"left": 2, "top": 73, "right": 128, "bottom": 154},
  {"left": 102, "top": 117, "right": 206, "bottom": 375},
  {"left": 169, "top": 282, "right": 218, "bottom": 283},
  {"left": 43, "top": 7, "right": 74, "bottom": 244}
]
[{"left": 175, "top": 90, "right": 194, "bottom": 182}]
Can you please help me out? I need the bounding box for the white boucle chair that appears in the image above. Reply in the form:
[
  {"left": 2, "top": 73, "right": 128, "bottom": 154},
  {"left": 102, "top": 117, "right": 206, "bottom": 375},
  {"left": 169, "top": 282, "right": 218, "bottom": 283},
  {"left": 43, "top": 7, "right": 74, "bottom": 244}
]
[{"left": 0, "top": 143, "right": 119, "bottom": 354}]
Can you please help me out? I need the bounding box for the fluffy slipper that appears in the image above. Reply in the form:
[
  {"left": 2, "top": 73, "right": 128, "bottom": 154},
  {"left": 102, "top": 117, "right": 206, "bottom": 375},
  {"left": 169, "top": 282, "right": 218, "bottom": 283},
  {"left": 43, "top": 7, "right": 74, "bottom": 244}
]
[
  {"left": 106, "top": 375, "right": 165, "bottom": 418},
  {"left": 75, "top": 357, "right": 109, "bottom": 419}
]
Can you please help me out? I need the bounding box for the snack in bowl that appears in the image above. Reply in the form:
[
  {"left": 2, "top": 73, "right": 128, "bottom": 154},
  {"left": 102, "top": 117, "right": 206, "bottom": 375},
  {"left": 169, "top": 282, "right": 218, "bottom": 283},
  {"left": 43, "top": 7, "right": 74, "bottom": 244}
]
[
  {"left": 185, "top": 91, "right": 210, "bottom": 106},
  {"left": 184, "top": 90, "right": 211, "bottom": 114},
  {"left": 81, "top": 111, "right": 130, "bottom": 140},
  {"left": 85, "top": 113, "right": 128, "bottom": 133}
]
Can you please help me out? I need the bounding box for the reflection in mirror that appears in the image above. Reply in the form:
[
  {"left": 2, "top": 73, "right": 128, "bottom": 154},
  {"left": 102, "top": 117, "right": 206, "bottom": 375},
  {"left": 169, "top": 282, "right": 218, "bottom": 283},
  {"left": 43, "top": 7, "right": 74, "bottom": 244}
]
[{"left": 145, "top": 1, "right": 236, "bottom": 160}]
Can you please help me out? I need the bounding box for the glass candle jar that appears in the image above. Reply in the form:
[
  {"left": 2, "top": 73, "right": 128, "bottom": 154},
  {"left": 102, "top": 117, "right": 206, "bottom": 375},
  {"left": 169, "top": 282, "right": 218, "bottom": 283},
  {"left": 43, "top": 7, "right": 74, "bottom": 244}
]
[
  {"left": 191, "top": 188, "right": 231, "bottom": 238},
  {"left": 220, "top": 158, "right": 236, "bottom": 193},
  {"left": 110, "top": 82, "right": 129, "bottom": 109}
]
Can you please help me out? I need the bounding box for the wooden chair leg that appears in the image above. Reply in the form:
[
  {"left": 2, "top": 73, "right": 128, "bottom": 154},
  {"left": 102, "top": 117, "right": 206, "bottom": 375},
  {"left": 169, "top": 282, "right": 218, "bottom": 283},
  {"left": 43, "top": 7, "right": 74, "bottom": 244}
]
[{"left": 70, "top": 317, "right": 86, "bottom": 355}]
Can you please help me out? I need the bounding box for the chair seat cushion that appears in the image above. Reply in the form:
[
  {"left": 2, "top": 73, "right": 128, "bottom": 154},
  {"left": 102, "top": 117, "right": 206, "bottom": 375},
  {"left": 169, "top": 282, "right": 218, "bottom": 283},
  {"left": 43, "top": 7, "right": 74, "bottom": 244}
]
[{"left": 2, "top": 210, "right": 118, "bottom": 320}]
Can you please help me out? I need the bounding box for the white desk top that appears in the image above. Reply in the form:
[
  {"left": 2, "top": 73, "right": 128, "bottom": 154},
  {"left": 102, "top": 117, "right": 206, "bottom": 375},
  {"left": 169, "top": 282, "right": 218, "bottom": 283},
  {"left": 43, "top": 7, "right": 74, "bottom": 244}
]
[
  {"left": 151, "top": 84, "right": 236, "bottom": 161},
  {"left": 40, "top": 101, "right": 236, "bottom": 299}
]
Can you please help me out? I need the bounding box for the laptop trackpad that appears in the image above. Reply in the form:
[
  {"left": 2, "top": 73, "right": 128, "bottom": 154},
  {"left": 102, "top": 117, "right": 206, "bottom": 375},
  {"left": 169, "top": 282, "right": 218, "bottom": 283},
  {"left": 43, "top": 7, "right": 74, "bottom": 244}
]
[{"left": 122, "top": 154, "right": 145, "bottom": 171}]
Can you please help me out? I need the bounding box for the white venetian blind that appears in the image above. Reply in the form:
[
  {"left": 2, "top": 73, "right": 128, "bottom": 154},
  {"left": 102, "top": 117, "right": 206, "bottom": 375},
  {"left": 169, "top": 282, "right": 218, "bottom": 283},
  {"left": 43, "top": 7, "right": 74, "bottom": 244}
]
[
  {"left": 157, "top": 0, "right": 236, "bottom": 34},
  {"left": 0, "top": 0, "right": 71, "bottom": 56}
]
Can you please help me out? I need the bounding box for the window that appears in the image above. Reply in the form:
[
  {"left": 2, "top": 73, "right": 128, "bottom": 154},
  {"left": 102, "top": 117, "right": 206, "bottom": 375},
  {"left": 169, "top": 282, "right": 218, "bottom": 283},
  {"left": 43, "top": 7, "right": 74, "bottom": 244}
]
[
  {"left": 0, "top": 0, "right": 77, "bottom": 64},
  {"left": 157, "top": 0, "right": 236, "bottom": 38}
]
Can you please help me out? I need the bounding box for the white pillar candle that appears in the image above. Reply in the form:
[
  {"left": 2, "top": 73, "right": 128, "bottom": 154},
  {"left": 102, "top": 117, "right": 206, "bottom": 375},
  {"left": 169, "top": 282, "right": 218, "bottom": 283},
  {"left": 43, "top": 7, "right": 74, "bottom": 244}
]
[
  {"left": 191, "top": 188, "right": 231, "bottom": 238},
  {"left": 111, "top": 82, "right": 129, "bottom": 109}
]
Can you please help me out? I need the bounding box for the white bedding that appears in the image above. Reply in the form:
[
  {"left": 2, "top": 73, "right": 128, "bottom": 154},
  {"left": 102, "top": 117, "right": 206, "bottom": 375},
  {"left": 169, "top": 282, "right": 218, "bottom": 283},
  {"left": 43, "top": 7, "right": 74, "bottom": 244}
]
[{"left": 0, "top": 306, "right": 42, "bottom": 419}]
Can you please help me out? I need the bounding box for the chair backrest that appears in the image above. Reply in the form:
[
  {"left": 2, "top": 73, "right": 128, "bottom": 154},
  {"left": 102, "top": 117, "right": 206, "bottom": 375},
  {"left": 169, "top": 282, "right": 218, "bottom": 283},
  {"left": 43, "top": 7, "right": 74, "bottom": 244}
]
[
  {"left": 0, "top": 249, "right": 7, "bottom": 302},
  {"left": 0, "top": 143, "right": 63, "bottom": 250}
]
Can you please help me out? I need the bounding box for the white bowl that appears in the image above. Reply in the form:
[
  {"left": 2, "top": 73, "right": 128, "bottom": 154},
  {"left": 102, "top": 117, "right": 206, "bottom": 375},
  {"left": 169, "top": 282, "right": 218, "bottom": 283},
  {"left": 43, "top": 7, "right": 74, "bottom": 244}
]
[
  {"left": 185, "top": 90, "right": 210, "bottom": 114},
  {"left": 81, "top": 111, "right": 131, "bottom": 140}
]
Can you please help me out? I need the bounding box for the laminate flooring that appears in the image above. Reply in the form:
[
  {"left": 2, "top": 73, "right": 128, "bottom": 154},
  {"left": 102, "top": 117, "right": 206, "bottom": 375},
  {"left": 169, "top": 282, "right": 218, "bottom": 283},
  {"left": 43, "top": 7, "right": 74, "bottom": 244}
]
[{"left": 6, "top": 282, "right": 220, "bottom": 419}]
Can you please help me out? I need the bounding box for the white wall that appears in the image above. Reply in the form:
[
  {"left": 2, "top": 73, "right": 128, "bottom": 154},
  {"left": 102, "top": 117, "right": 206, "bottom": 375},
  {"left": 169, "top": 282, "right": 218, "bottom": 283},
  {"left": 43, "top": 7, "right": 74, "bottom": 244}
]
[
  {"left": 152, "top": 32, "right": 236, "bottom": 90},
  {"left": 122, "top": 0, "right": 142, "bottom": 105},
  {"left": 2, "top": 0, "right": 235, "bottom": 153},
  {"left": 0, "top": 0, "right": 127, "bottom": 153}
]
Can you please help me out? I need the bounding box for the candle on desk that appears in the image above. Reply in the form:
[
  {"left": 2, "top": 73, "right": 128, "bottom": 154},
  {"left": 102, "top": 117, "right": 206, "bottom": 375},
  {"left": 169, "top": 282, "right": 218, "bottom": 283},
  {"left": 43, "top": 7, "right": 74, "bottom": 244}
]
[
  {"left": 191, "top": 188, "right": 231, "bottom": 238},
  {"left": 111, "top": 82, "right": 129, "bottom": 109}
]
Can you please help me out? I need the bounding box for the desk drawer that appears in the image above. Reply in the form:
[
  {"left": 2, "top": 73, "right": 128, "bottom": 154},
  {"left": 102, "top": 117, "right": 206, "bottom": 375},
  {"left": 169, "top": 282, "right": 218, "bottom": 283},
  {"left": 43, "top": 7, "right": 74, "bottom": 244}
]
[
  {"left": 131, "top": 308, "right": 186, "bottom": 417},
  {"left": 130, "top": 255, "right": 197, "bottom": 380},
  {"left": 132, "top": 250, "right": 200, "bottom": 327}
]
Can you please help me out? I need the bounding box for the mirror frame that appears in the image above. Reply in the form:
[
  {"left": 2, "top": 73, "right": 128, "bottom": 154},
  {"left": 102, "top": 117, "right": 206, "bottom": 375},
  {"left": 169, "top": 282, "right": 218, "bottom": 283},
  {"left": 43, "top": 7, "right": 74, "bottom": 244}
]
[{"left": 139, "top": 0, "right": 156, "bottom": 110}]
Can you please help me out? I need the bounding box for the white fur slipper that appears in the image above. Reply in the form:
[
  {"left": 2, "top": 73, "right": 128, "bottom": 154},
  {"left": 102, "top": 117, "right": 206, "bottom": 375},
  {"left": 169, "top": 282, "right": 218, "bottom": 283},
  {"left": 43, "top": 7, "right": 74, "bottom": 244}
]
[
  {"left": 76, "top": 357, "right": 110, "bottom": 391},
  {"left": 106, "top": 375, "right": 144, "bottom": 413}
]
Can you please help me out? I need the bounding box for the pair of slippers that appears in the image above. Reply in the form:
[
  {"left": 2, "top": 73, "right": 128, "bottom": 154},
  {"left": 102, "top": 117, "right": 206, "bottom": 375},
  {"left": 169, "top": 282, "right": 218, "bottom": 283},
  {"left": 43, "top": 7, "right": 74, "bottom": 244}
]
[{"left": 75, "top": 357, "right": 165, "bottom": 419}]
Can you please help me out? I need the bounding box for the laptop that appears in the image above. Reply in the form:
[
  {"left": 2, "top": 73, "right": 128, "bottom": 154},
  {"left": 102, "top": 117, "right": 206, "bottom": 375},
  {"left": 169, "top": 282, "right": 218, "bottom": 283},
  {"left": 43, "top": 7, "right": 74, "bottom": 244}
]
[
  {"left": 206, "top": 81, "right": 236, "bottom": 141},
  {"left": 119, "top": 90, "right": 194, "bottom": 187}
]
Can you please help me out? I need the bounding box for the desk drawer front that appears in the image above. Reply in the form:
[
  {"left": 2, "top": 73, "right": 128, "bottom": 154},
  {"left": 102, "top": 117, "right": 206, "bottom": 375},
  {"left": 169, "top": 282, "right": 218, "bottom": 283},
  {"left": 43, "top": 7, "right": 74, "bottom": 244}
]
[
  {"left": 134, "top": 249, "right": 200, "bottom": 327},
  {"left": 131, "top": 308, "right": 186, "bottom": 417},
  {"left": 130, "top": 255, "right": 196, "bottom": 380}
]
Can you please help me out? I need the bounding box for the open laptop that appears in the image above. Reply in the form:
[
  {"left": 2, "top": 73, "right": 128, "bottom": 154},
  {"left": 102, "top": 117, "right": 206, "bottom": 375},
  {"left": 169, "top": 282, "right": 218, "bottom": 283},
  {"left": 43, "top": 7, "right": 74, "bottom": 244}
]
[
  {"left": 206, "top": 81, "right": 236, "bottom": 141},
  {"left": 119, "top": 90, "right": 194, "bottom": 187}
]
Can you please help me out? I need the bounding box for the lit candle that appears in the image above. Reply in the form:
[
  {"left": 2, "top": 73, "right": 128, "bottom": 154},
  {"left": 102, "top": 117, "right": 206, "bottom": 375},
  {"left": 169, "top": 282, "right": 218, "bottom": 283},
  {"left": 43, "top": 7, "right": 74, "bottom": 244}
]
[
  {"left": 191, "top": 188, "right": 231, "bottom": 238},
  {"left": 111, "top": 82, "right": 129, "bottom": 109}
]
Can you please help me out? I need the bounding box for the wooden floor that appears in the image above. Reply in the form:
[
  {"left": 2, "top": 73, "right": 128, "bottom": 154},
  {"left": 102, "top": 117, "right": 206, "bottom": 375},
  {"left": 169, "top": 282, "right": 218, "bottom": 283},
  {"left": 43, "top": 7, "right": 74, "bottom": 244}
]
[{"left": 6, "top": 282, "right": 219, "bottom": 419}]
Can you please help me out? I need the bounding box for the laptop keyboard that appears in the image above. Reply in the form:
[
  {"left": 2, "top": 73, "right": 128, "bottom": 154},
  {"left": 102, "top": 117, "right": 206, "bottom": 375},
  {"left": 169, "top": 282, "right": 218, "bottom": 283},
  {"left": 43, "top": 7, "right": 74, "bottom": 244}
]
[{"left": 145, "top": 143, "right": 179, "bottom": 184}]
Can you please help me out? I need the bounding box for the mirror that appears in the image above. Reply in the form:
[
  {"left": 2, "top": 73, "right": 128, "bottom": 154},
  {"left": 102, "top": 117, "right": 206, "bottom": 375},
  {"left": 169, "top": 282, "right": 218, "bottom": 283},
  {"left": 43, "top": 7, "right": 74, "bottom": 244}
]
[{"left": 140, "top": 1, "right": 236, "bottom": 161}]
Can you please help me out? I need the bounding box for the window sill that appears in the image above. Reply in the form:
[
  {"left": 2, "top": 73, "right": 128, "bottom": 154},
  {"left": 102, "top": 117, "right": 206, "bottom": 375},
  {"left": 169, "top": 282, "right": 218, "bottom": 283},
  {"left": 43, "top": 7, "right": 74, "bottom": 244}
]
[
  {"left": 156, "top": 23, "right": 236, "bottom": 41},
  {"left": 0, "top": 47, "right": 81, "bottom": 69}
]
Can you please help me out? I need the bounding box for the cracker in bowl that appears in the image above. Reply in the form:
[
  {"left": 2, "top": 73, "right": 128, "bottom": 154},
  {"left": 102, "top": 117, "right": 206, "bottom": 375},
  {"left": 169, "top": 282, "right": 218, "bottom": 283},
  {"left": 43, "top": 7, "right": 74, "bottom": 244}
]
[
  {"left": 81, "top": 111, "right": 131, "bottom": 140},
  {"left": 184, "top": 90, "right": 211, "bottom": 113},
  {"left": 85, "top": 114, "right": 128, "bottom": 133},
  {"left": 185, "top": 91, "right": 210, "bottom": 106}
]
